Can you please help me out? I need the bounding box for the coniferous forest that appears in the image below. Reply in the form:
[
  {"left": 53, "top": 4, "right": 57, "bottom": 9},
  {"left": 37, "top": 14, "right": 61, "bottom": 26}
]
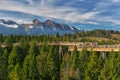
[{"left": 0, "top": 30, "right": 120, "bottom": 80}]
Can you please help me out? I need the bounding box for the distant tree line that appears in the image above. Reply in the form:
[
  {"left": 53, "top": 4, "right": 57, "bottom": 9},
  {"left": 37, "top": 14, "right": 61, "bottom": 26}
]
[{"left": 0, "top": 29, "right": 120, "bottom": 45}]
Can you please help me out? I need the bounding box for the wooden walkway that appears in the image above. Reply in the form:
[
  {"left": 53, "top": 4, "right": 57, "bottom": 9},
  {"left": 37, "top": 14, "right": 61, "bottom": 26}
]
[
  {"left": 49, "top": 42, "right": 120, "bottom": 52},
  {"left": 1, "top": 42, "right": 120, "bottom": 52},
  {"left": 66, "top": 42, "right": 120, "bottom": 52},
  {"left": 69, "top": 46, "right": 120, "bottom": 52}
]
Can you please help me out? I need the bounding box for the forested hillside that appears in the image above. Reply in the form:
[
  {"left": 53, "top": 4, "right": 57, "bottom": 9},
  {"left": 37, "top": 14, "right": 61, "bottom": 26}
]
[
  {"left": 0, "top": 29, "right": 120, "bottom": 80},
  {"left": 0, "top": 29, "right": 120, "bottom": 45}
]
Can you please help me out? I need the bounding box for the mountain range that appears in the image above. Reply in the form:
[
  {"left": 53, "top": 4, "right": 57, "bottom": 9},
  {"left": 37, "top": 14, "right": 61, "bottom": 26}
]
[
  {"left": 0, "top": 19, "right": 79, "bottom": 35},
  {"left": 0, "top": 10, "right": 120, "bottom": 35}
]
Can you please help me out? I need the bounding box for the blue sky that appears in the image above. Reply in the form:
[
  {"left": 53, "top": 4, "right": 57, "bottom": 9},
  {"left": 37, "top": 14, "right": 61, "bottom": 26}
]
[{"left": 0, "top": 0, "right": 120, "bottom": 26}]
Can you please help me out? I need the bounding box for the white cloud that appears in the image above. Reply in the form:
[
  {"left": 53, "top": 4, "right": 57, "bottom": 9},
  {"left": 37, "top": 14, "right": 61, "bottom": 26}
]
[
  {"left": 64, "top": 11, "right": 100, "bottom": 23},
  {"left": 112, "top": 0, "right": 120, "bottom": 2},
  {"left": 95, "top": 16, "right": 120, "bottom": 25},
  {"left": 0, "top": 0, "right": 100, "bottom": 25},
  {"left": 90, "top": 0, "right": 120, "bottom": 25},
  {"left": 85, "top": 21, "right": 99, "bottom": 25},
  {"left": 27, "top": 0, "right": 34, "bottom": 5},
  {"left": 40, "top": 0, "right": 45, "bottom": 6},
  {"left": 0, "top": 0, "right": 119, "bottom": 26}
]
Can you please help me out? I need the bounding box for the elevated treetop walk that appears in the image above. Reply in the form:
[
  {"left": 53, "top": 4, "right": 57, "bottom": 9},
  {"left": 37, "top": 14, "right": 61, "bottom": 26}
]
[{"left": 1, "top": 42, "right": 120, "bottom": 52}]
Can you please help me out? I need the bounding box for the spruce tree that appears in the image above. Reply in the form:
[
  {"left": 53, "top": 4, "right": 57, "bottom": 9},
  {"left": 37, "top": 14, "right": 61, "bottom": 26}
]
[
  {"left": 85, "top": 51, "right": 99, "bottom": 80},
  {"left": 0, "top": 49, "right": 9, "bottom": 80},
  {"left": 7, "top": 47, "right": 18, "bottom": 72},
  {"left": 99, "top": 51, "right": 118, "bottom": 80},
  {"left": 70, "top": 46, "right": 81, "bottom": 80},
  {"left": 71, "top": 46, "right": 79, "bottom": 70},
  {"left": 36, "top": 45, "right": 47, "bottom": 80},
  {"left": 79, "top": 48, "right": 90, "bottom": 79},
  {"left": 22, "top": 44, "right": 37, "bottom": 80},
  {"left": 60, "top": 53, "right": 70, "bottom": 80},
  {"left": 45, "top": 46, "right": 60, "bottom": 80},
  {"left": 8, "top": 63, "right": 21, "bottom": 80}
]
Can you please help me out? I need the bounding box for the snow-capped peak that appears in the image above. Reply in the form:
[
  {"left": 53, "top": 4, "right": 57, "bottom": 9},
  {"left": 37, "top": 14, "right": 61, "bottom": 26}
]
[
  {"left": 0, "top": 22, "right": 18, "bottom": 28},
  {"left": 69, "top": 26, "right": 74, "bottom": 30},
  {"left": 29, "top": 25, "right": 34, "bottom": 28}
]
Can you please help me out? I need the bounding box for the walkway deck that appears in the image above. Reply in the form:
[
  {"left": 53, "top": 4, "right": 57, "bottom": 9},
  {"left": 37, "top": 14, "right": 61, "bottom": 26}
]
[{"left": 1, "top": 42, "right": 120, "bottom": 52}]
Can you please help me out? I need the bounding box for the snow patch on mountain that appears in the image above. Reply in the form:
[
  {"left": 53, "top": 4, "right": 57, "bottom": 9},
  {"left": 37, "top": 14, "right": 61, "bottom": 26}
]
[
  {"left": 29, "top": 26, "right": 34, "bottom": 28},
  {"left": 0, "top": 22, "right": 18, "bottom": 28},
  {"left": 40, "top": 25, "right": 44, "bottom": 31},
  {"left": 69, "top": 26, "right": 74, "bottom": 30}
]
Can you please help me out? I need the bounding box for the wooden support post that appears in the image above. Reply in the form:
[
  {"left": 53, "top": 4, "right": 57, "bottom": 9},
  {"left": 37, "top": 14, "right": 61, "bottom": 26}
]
[
  {"left": 102, "top": 52, "right": 106, "bottom": 59},
  {"left": 68, "top": 46, "right": 71, "bottom": 55},
  {"left": 68, "top": 46, "right": 72, "bottom": 52},
  {"left": 59, "top": 45, "right": 63, "bottom": 61}
]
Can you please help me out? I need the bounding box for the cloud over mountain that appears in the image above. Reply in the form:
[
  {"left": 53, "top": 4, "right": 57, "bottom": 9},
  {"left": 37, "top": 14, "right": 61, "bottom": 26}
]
[{"left": 0, "top": 0, "right": 120, "bottom": 26}]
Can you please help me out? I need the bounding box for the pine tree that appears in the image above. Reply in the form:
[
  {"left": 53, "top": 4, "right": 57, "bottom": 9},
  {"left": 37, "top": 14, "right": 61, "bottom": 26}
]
[
  {"left": 45, "top": 46, "right": 60, "bottom": 80},
  {"left": 7, "top": 46, "right": 22, "bottom": 80},
  {"left": 8, "top": 63, "right": 21, "bottom": 80},
  {"left": 79, "top": 48, "right": 90, "bottom": 79},
  {"left": 85, "top": 51, "right": 99, "bottom": 80},
  {"left": 0, "top": 49, "right": 9, "bottom": 80},
  {"left": 70, "top": 46, "right": 81, "bottom": 80},
  {"left": 0, "top": 34, "right": 3, "bottom": 43},
  {"left": 7, "top": 47, "right": 18, "bottom": 72},
  {"left": 71, "top": 46, "right": 79, "bottom": 70},
  {"left": 99, "top": 51, "right": 118, "bottom": 80},
  {"left": 36, "top": 46, "right": 47, "bottom": 80},
  {"left": 115, "top": 51, "right": 120, "bottom": 79},
  {"left": 0, "top": 45, "right": 3, "bottom": 57},
  {"left": 22, "top": 44, "right": 37, "bottom": 80},
  {"left": 60, "top": 53, "right": 70, "bottom": 80}
]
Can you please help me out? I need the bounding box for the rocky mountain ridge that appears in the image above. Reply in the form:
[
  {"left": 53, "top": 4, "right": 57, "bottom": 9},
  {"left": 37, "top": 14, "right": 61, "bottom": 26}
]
[{"left": 0, "top": 19, "right": 79, "bottom": 35}]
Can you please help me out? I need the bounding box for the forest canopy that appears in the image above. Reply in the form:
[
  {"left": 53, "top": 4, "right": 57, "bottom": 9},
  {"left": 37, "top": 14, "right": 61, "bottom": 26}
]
[{"left": 0, "top": 29, "right": 120, "bottom": 80}]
